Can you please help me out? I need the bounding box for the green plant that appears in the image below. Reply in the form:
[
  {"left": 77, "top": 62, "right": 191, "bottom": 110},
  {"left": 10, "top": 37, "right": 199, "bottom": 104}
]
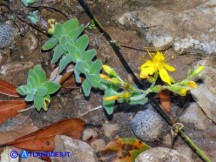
[
  {"left": 27, "top": 10, "right": 39, "bottom": 24},
  {"left": 42, "top": 19, "right": 102, "bottom": 97},
  {"left": 21, "top": 0, "right": 35, "bottom": 6},
  {"left": 16, "top": 65, "right": 60, "bottom": 111}
]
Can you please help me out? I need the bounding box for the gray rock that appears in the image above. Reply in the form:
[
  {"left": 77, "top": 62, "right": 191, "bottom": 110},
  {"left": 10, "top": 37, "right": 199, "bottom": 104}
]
[
  {"left": 53, "top": 135, "right": 98, "bottom": 162},
  {"left": 117, "top": 0, "right": 216, "bottom": 54},
  {"left": 0, "top": 23, "right": 14, "bottom": 49},
  {"left": 179, "top": 102, "right": 208, "bottom": 130},
  {"left": 102, "top": 123, "right": 120, "bottom": 137},
  {"left": 131, "top": 105, "right": 168, "bottom": 142},
  {"left": 135, "top": 147, "right": 193, "bottom": 162},
  {"left": 82, "top": 128, "right": 98, "bottom": 141},
  {"left": 90, "top": 139, "right": 106, "bottom": 152},
  {"left": 190, "top": 56, "right": 216, "bottom": 122}
]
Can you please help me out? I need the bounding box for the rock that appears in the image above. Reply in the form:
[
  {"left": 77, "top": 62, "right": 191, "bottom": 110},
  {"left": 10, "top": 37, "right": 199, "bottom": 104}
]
[
  {"left": 90, "top": 139, "right": 106, "bottom": 152},
  {"left": 117, "top": 0, "right": 216, "bottom": 54},
  {"left": 190, "top": 56, "right": 216, "bottom": 123},
  {"left": 175, "top": 145, "right": 193, "bottom": 160},
  {"left": 53, "top": 135, "right": 98, "bottom": 162},
  {"left": 135, "top": 147, "right": 193, "bottom": 162},
  {"left": 179, "top": 102, "right": 208, "bottom": 130},
  {"left": 0, "top": 23, "right": 14, "bottom": 49},
  {"left": 131, "top": 105, "right": 168, "bottom": 142},
  {"left": 82, "top": 128, "right": 98, "bottom": 141},
  {"left": 103, "top": 123, "right": 120, "bottom": 137}
]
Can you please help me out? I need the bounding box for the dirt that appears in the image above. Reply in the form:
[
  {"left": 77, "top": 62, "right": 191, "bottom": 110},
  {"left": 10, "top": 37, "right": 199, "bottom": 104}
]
[{"left": 0, "top": 0, "right": 213, "bottom": 161}]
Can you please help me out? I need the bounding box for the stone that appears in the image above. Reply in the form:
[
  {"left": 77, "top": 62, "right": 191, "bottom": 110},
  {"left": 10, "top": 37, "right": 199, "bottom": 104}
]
[
  {"left": 131, "top": 105, "right": 168, "bottom": 142},
  {"left": 0, "top": 23, "right": 14, "bottom": 49},
  {"left": 190, "top": 56, "right": 216, "bottom": 123},
  {"left": 135, "top": 147, "right": 193, "bottom": 162},
  {"left": 82, "top": 128, "right": 98, "bottom": 141},
  {"left": 102, "top": 123, "right": 120, "bottom": 137},
  {"left": 90, "top": 139, "right": 106, "bottom": 152},
  {"left": 179, "top": 102, "right": 208, "bottom": 130},
  {"left": 117, "top": 0, "right": 216, "bottom": 54},
  {"left": 53, "top": 135, "right": 98, "bottom": 162},
  {"left": 175, "top": 145, "right": 193, "bottom": 160}
]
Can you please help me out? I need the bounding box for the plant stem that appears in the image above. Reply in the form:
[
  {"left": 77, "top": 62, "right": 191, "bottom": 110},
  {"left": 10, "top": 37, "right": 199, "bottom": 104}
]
[
  {"left": 179, "top": 130, "right": 212, "bottom": 162},
  {"left": 18, "top": 105, "right": 34, "bottom": 113}
]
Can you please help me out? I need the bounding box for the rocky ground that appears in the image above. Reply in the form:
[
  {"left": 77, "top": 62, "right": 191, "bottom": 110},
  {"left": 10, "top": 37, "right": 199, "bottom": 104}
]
[{"left": 0, "top": 0, "right": 216, "bottom": 162}]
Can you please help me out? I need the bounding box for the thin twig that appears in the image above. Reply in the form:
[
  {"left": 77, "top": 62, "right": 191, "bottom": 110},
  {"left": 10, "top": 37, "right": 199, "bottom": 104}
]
[
  {"left": 78, "top": 105, "right": 103, "bottom": 117},
  {"left": 18, "top": 105, "right": 34, "bottom": 113}
]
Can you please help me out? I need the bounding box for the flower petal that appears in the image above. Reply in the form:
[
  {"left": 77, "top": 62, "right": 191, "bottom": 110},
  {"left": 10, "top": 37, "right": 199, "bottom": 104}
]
[
  {"left": 164, "top": 63, "right": 176, "bottom": 72},
  {"left": 140, "top": 66, "right": 156, "bottom": 78},
  {"left": 140, "top": 60, "right": 153, "bottom": 69},
  {"left": 159, "top": 68, "right": 172, "bottom": 85},
  {"left": 153, "top": 51, "right": 165, "bottom": 61}
]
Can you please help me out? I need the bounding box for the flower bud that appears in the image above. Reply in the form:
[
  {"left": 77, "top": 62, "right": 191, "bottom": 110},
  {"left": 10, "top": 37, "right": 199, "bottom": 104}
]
[
  {"left": 102, "top": 65, "right": 117, "bottom": 76},
  {"left": 179, "top": 88, "right": 187, "bottom": 96},
  {"left": 191, "top": 66, "right": 204, "bottom": 77},
  {"left": 187, "top": 81, "right": 198, "bottom": 88},
  {"left": 123, "top": 91, "right": 131, "bottom": 99}
]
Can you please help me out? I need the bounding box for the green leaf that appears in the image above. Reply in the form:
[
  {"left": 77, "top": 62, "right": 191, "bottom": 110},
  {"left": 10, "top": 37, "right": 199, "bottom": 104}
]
[
  {"left": 42, "top": 37, "right": 58, "bottom": 51},
  {"left": 129, "top": 97, "right": 148, "bottom": 105},
  {"left": 51, "top": 45, "right": 65, "bottom": 64},
  {"left": 103, "top": 100, "right": 115, "bottom": 115},
  {"left": 53, "top": 23, "right": 64, "bottom": 39},
  {"left": 33, "top": 65, "right": 46, "bottom": 83},
  {"left": 89, "top": 60, "right": 102, "bottom": 74},
  {"left": 16, "top": 85, "right": 28, "bottom": 95},
  {"left": 59, "top": 55, "right": 72, "bottom": 73},
  {"left": 27, "top": 76, "right": 37, "bottom": 88},
  {"left": 74, "top": 68, "right": 81, "bottom": 83},
  {"left": 28, "top": 69, "right": 40, "bottom": 86},
  {"left": 27, "top": 10, "right": 39, "bottom": 24},
  {"left": 66, "top": 43, "right": 81, "bottom": 62},
  {"left": 68, "top": 25, "right": 85, "bottom": 41},
  {"left": 81, "top": 49, "right": 96, "bottom": 62},
  {"left": 34, "top": 95, "right": 43, "bottom": 111},
  {"left": 75, "top": 35, "right": 89, "bottom": 53},
  {"left": 63, "top": 19, "right": 79, "bottom": 32},
  {"left": 35, "top": 86, "right": 47, "bottom": 96},
  {"left": 87, "top": 74, "right": 101, "bottom": 88},
  {"left": 82, "top": 79, "right": 92, "bottom": 97},
  {"left": 76, "top": 61, "right": 89, "bottom": 74},
  {"left": 42, "top": 82, "right": 60, "bottom": 94},
  {"left": 25, "top": 89, "right": 37, "bottom": 101}
]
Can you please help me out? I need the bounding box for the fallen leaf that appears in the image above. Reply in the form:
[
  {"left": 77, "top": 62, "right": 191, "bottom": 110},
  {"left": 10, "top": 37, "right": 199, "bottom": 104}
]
[
  {"left": 0, "top": 100, "right": 27, "bottom": 124},
  {"left": 0, "top": 124, "right": 39, "bottom": 145},
  {"left": 61, "top": 76, "right": 84, "bottom": 89},
  {"left": 8, "top": 118, "right": 85, "bottom": 151},
  {"left": 159, "top": 90, "right": 170, "bottom": 113},
  {"left": 98, "top": 138, "right": 151, "bottom": 162},
  {"left": 0, "top": 79, "right": 19, "bottom": 97}
]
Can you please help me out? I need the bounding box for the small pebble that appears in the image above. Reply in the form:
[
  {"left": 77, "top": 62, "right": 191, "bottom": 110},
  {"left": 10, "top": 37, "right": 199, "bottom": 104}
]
[
  {"left": 82, "top": 128, "right": 98, "bottom": 141},
  {"left": 103, "top": 123, "right": 120, "bottom": 137},
  {"left": 90, "top": 139, "right": 106, "bottom": 152},
  {"left": 0, "top": 23, "right": 14, "bottom": 49}
]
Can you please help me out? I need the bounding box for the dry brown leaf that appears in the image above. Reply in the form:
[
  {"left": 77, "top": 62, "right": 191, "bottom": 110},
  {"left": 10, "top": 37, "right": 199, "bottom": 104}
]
[
  {"left": 8, "top": 118, "right": 85, "bottom": 151},
  {"left": 0, "top": 79, "right": 19, "bottom": 97},
  {"left": 159, "top": 90, "right": 170, "bottom": 113},
  {"left": 0, "top": 100, "right": 27, "bottom": 124},
  {"left": 0, "top": 125, "right": 39, "bottom": 145}
]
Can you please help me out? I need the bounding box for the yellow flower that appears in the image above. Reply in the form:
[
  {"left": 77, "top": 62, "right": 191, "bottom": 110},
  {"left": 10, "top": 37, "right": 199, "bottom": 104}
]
[
  {"left": 140, "top": 51, "right": 176, "bottom": 85},
  {"left": 48, "top": 19, "right": 57, "bottom": 34}
]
